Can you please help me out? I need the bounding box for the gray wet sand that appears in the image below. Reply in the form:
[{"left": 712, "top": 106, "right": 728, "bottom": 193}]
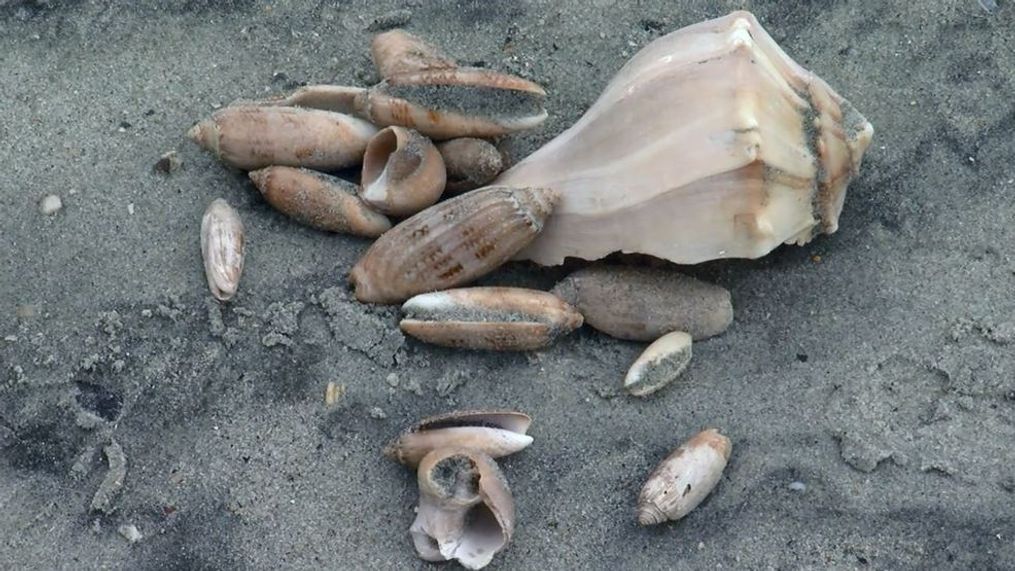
[{"left": 2, "top": 1, "right": 1014, "bottom": 569}]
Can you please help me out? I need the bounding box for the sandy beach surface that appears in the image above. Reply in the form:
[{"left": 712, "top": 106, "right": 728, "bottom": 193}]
[{"left": 2, "top": 1, "right": 1013, "bottom": 569}]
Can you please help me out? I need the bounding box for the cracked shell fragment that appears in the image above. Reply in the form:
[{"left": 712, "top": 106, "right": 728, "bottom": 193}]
[{"left": 495, "top": 11, "right": 874, "bottom": 266}]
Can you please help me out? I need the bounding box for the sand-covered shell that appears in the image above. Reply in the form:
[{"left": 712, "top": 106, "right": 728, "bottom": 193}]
[
  {"left": 384, "top": 410, "right": 533, "bottom": 468},
  {"left": 371, "top": 28, "right": 456, "bottom": 78},
  {"left": 248, "top": 166, "right": 391, "bottom": 237},
  {"left": 637, "top": 429, "right": 732, "bottom": 526},
  {"left": 624, "top": 331, "right": 693, "bottom": 397},
  {"left": 187, "top": 106, "right": 378, "bottom": 171},
  {"left": 437, "top": 138, "right": 505, "bottom": 194},
  {"left": 349, "top": 186, "right": 558, "bottom": 304},
  {"left": 400, "top": 287, "right": 583, "bottom": 351},
  {"left": 552, "top": 265, "right": 732, "bottom": 341},
  {"left": 494, "top": 11, "right": 874, "bottom": 266},
  {"left": 361, "top": 126, "right": 446, "bottom": 217},
  {"left": 200, "top": 199, "right": 245, "bottom": 301},
  {"left": 411, "top": 447, "right": 515, "bottom": 570}
]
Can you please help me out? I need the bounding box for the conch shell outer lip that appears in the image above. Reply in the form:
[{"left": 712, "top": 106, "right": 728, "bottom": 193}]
[
  {"left": 384, "top": 410, "right": 533, "bottom": 468},
  {"left": 494, "top": 10, "right": 874, "bottom": 266},
  {"left": 637, "top": 428, "right": 732, "bottom": 526},
  {"left": 400, "top": 287, "right": 584, "bottom": 351},
  {"left": 200, "top": 198, "right": 245, "bottom": 302},
  {"left": 411, "top": 447, "right": 515, "bottom": 570}
]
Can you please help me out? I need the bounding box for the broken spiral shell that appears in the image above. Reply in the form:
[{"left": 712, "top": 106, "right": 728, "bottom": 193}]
[
  {"left": 384, "top": 410, "right": 533, "bottom": 468},
  {"left": 637, "top": 428, "right": 732, "bottom": 526},
  {"left": 200, "top": 199, "right": 245, "bottom": 302},
  {"left": 360, "top": 126, "right": 446, "bottom": 217},
  {"left": 400, "top": 287, "right": 583, "bottom": 351},
  {"left": 411, "top": 447, "right": 515, "bottom": 570},
  {"left": 348, "top": 186, "right": 558, "bottom": 304}
]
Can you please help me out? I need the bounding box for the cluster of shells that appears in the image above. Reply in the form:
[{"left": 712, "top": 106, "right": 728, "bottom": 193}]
[{"left": 189, "top": 11, "right": 873, "bottom": 568}]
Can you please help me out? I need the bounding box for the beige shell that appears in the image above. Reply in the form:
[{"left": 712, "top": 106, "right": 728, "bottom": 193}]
[
  {"left": 437, "top": 138, "right": 505, "bottom": 195},
  {"left": 400, "top": 287, "right": 583, "bottom": 351},
  {"left": 637, "top": 428, "right": 732, "bottom": 526},
  {"left": 384, "top": 409, "right": 533, "bottom": 468},
  {"left": 248, "top": 166, "right": 391, "bottom": 237},
  {"left": 371, "top": 28, "right": 456, "bottom": 78},
  {"left": 360, "top": 126, "right": 446, "bottom": 217},
  {"left": 243, "top": 85, "right": 366, "bottom": 114},
  {"left": 187, "top": 106, "right": 378, "bottom": 171},
  {"left": 493, "top": 11, "right": 874, "bottom": 266},
  {"left": 411, "top": 447, "right": 515, "bottom": 570},
  {"left": 624, "top": 331, "right": 693, "bottom": 397},
  {"left": 552, "top": 265, "right": 732, "bottom": 341},
  {"left": 348, "top": 186, "right": 558, "bottom": 304},
  {"left": 200, "top": 199, "right": 245, "bottom": 302}
]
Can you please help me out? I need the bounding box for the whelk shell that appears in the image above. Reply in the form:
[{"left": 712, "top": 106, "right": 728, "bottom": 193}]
[
  {"left": 371, "top": 28, "right": 456, "bottom": 78},
  {"left": 495, "top": 11, "right": 874, "bottom": 266},
  {"left": 411, "top": 447, "right": 515, "bottom": 570},
  {"left": 360, "top": 126, "right": 446, "bottom": 217},
  {"left": 200, "top": 199, "right": 245, "bottom": 302},
  {"left": 552, "top": 265, "right": 732, "bottom": 341},
  {"left": 437, "top": 138, "right": 505, "bottom": 195},
  {"left": 637, "top": 428, "right": 732, "bottom": 526},
  {"left": 248, "top": 166, "right": 391, "bottom": 237},
  {"left": 187, "top": 106, "right": 378, "bottom": 171},
  {"left": 348, "top": 186, "right": 558, "bottom": 304},
  {"left": 384, "top": 409, "right": 533, "bottom": 468},
  {"left": 623, "top": 331, "right": 693, "bottom": 397},
  {"left": 400, "top": 287, "right": 583, "bottom": 351}
]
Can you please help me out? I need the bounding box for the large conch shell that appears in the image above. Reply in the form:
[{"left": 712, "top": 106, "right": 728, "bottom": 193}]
[
  {"left": 495, "top": 11, "right": 875, "bottom": 266},
  {"left": 410, "top": 447, "right": 515, "bottom": 570}
]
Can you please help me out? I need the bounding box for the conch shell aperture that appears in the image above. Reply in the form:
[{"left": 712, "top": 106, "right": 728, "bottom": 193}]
[{"left": 494, "top": 11, "right": 874, "bottom": 266}]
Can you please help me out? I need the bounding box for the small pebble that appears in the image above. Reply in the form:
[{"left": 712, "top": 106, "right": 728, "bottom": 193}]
[
  {"left": 118, "top": 524, "right": 143, "bottom": 543},
  {"left": 369, "top": 406, "right": 387, "bottom": 419},
  {"left": 39, "top": 194, "right": 62, "bottom": 215},
  {"left": 154, "top": 151, "right": 182, "bottom": 174},
  {"left": 788, "top": 481, "right": 806, "bottom": 492},
  {"left": 127, "top": 203, "right": 135, "bottom": 215}
]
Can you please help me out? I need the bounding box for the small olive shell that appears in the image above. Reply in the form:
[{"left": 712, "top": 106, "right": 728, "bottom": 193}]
[
  {"left": 187, "top": 106, "right": 377, "bottom": 171},
  {"left": 348, "top": 186, "right": 558, "bottom": 304},
  {"left": 248, "top": 167, "right": 391, "bottom": 237},
  {"left": 624, "top": 331, "right": 693, "bottom": 397},
  {"left": 200, "top": 199, "right": 245, "bottom": 302},
  {"left": 637, "top": 428, "right": 732, "bottom": 526},
  {"left": 384, "top": 409, "right": 533, "bottom": 468},
  {"left": 400, "top": 287, "right": 583, "bottom": 351},
  {"left": 437, "top": 138, "right": 505, "bottom": 195},
  {"left": 360, "top": 126, "right": 446, "bottom": 217}
]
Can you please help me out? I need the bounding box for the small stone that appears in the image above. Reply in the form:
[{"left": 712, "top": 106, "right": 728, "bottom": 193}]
[
  {"left": 154, "top": 151, "right": 182, "bottom": 174},
  {"left": 788, "top": 481, "right": 806, "bottom": 492},
  {"left": 118, "top": 524, "right": 143, "bottom": 544},
  {"left": 369, "top": 406, "right": 387, "bottom": 419},
  {"left": 385, "top": 372, "right": 399, "bottom": 387},
  {"left": 127, "top": 203, "right": 135, "bottom": 215},
  {"left": 39, "top": 194, "right": 62, "bottom": 215},
  {"left": 141, "top": 309, "right": 153, "bottom": 318}
]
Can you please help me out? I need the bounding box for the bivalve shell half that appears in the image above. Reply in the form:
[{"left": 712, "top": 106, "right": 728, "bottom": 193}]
[
  {"left": 248, "top": 166, "right": 391, "bottom": 237},
  {"left": 437, "top": 138, "right": 505, "bottom": 195},
  {"left": 349, "top": 186, "right": 558, "bottom": 304},
  {"left": 384, "top": 409, "right": 533, "bottom": 468},
  {"left": 400, "top": 287, "right": 583, "bottom": 351},
  {"left": 411, "top": 447, "right": 515, "bottom": 570},
  {"left": 200, "top": 199, "right": 245, "bottom": 302},
  {"left": 353, "top": 68, "right": 548, "bottom": 140},
  {"left": 624, "top": 331, "right": 693, "bottom": 397},
  {"left": 360, "top": 126, "right": 447, "bottom": 217},
  {"left": 552, "top": 265, "right": 732, "bottom": 341},
  {"left": 187, "top": 106, "right": 378, "bottom": 171},
  {"left": 371, "top": 28, "right": 457, "bottom": 78},
  {"left": 637, "top": 428, "right": 732, "bottom": 526}
]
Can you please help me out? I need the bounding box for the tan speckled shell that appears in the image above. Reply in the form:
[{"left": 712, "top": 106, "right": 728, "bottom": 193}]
[
  {"left": 437, "top": 138, "right": 505, "bottom": 195},
  {"left": 384, "top": 409, "right": 533, "bottom": 468},
  {"left": 248, "top": 166, "right": 391, "bottom": 237},
  {"left": 187, "top": 105, "right": 377, "bottom": 171},
  {"left": 360, "top": 126, "right": 447, "bottom": 217},
  {"left": 349, "top": 186, "right": 558, "bottom": 304},
  {"left": 637, "top": 428, "right": 732, "bottom": 526},
  {"left": 400, "top": 287, "right": 582, "bottom": 351}
]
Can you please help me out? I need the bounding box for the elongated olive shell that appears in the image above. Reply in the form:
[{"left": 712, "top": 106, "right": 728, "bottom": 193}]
[
  {"left": 624, "top": 331, "right": 693, "bottom": 397},
  {"left": 248, "top": 167, "right": 391, "bottom": 237},
  {"left": 371, "top": 29, "right": 456, "bottom": 78},
  {"left": 200, "top": 199, "right": 245, "bottom": 302},
  {"left": 361, "top": 126, "right": 446, "bottom": 217},
  {"left": 401, "top": 287, "right": 582, "bottom": 351},
  {"left": 349, "top": 186, "right": 558, "bottom": 304},
  {"left": 385, "top": 409, "right": 533, "bottom": 467},
  {"left": 187, "top": 106, "right": 378, "bottom": 171},
  {"left": 552, "top": 266, "right": 733, "bottom": 341},
  {"left": 637, "top": 428, "right": 732, "bottom": 525},
  {"left": 354, "top": 68, "right": 548, "bottom": 140},
  {"left": 437, "top": 138, "right": 504, "bottom": 195}
]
